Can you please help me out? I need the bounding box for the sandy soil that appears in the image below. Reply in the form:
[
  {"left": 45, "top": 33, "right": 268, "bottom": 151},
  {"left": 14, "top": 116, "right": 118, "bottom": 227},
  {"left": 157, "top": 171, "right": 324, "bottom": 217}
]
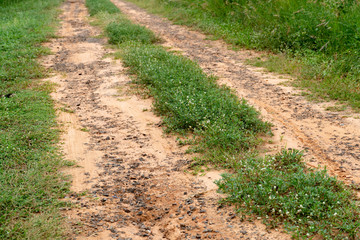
[
  {"left": 110, "top": 0, "right": 360, "bottom": 187},
  {"left": 41, "top": 0, "right": 293, "bottom": 239}
]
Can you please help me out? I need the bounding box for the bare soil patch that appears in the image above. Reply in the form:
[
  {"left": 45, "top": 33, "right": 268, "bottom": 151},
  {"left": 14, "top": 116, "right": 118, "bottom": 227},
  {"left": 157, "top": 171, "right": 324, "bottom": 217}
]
[{"left": 42, "top": 0, "right": 290, "bottom": 239}]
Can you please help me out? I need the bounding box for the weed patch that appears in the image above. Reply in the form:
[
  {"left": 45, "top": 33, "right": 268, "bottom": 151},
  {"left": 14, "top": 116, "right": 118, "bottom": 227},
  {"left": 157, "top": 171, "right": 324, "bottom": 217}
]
[
  {"left": 0, "top": 0, "right": 69, "bottom": 238},
  {"left": 217, "top": 149, "right": 360, "bottom": 239},
  {"left": 106, "top": 21, "right": 157, "bottom": 44},
  {"left": 87, "top": 0, "right": 157, "bottom": 44},
  {"left": 86, "top": 0, "right": 120, "bottom": 16},
  {"left": 120, "top": 44, "right": 269, "bottom": 159}
]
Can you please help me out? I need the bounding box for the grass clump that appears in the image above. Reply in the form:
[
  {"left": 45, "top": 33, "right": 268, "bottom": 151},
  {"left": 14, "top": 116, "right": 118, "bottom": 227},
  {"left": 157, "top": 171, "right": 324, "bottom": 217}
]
[
  {"left": 0, "top": 0, "right": 69, "bottom": 239},
  {"left": 87, "top": 0, "right": 157, "bottom": 44},
  {"left": 217, "top": 149, "right": 360, "bottom": 239},
  {"left": 126, "top": 0, "right": 360, "bottom": 110},
  {"left": 85, "top": 0, "right": 120, "bottom": 16},
  {"left": 121, "top": 44, "right": 269, "bottom": 160},
  {"left": 106, "top": 21, "right": 157, "bottom": 44}
]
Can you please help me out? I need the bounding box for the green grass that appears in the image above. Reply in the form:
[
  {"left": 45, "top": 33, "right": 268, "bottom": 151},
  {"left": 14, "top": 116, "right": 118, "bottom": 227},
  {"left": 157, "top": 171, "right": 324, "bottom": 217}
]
[
  {"left": 125, "top": 0, "right": 360, "bottom": 110},
  {"left": 0, "top": 0, "right": 69, "bottom": 239},
  {"left": 88, "top": 0, "right": 270, "bottom": 162},
  {"left": 121, "top": 44, "right": 269, "bottom": 157},
  {"left": 247, "top": 54, "right": 302, "bottom": 76},
  {"left": 86, "top": 0, "right": 360, "bottom": 238},
  {"left": 85, "top": 0, "right": 120, "bottom": 16},
  {"left": 87, "top": 0, "right": 157, "bottom": 45},
  {"left": 106, "top": 21, "right": 158, "bottom": 44},
  {"left": 217, "top": 149, "right": 360, "bottom": 239}
]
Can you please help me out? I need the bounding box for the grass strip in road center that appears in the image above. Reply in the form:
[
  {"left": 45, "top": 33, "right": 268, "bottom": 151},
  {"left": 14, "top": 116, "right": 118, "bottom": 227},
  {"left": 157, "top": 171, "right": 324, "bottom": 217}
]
[
  {"left": 86, "top": 0, "right": 120, "bottom": 15},
  {"left": 86, "top": 0, "right": 360, "bottom": 238},
  {"left": 0, "top": 0, "right": 70, "bottom": 239},
  {"left": 121, "top": 44, "right": 269, "bottom": 158},
  {"left": 87, "top": 0, "right": 271, "bottom": 161}
]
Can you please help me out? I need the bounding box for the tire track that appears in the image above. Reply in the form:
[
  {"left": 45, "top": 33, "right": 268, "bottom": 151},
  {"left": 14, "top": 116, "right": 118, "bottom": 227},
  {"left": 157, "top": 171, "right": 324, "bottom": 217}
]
[
  {"left": 41, "top": 0, "right": 290, "bottom": 239},
  {"left": 112, "top": 0, "right": 360, "bottom": 186}
]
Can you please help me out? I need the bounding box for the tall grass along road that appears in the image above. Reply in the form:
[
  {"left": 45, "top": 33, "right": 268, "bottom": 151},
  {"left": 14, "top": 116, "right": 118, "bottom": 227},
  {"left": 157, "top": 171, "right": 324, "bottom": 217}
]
[
  {"left": 126, "top": 0, "right": 360, "bottom": 111},
  {"left": 0, "top": 0, "right": 69, "bottom": 239}
]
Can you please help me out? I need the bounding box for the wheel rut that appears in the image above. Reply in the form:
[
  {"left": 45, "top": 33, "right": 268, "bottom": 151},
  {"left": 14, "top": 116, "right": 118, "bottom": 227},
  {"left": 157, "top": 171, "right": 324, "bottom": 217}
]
[
  {"left": 41, "top": 0, "right": 289, "bottom": 239},
  {"left": 111, "top": 0, "right": 360, "bottom": 186}
]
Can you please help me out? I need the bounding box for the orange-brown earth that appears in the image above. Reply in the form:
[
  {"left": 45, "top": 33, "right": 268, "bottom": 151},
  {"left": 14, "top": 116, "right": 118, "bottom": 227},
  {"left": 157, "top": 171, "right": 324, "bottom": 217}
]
[
  {"left": 110, "top": 0, "right": 360, "bottom": 185},
  {"left": 41, "top": 0, "right": 360, "bottom": 239}
]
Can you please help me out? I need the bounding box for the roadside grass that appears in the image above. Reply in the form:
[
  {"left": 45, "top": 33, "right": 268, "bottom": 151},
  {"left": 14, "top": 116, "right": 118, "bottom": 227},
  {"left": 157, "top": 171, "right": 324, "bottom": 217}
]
[
  {"left": 125, "top": 0, "right": 360, "bottom": 111},
  {"left": 0, "top": 0, "right": 69, "bottom": 239},
  {"left": 86, "top": 0, "right": 360, "bottom": 238},
  {"left": 246, "top": 54, "right": 302, "bottom": 77}
]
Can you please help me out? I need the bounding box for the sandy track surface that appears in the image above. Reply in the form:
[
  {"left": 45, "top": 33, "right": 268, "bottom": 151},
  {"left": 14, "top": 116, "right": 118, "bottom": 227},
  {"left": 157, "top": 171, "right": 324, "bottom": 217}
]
[
  {"left": 41, "top": 0, "right": 290, "bottom": 239},
  {"left": 111, "top": 0, "right": 360, "bottom": 186}
]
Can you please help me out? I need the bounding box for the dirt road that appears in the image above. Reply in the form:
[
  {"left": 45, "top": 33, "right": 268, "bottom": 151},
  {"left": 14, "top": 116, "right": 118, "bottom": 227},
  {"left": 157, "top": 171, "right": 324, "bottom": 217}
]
[
  {"left": 41, "top": 0, "right": 360, "bottom": 239},
  {"left": 42, "top": 0, "right": 290, "bottom": 239},
  {"left": 111, "top": 0, "right": 360, "bottom": 185}
]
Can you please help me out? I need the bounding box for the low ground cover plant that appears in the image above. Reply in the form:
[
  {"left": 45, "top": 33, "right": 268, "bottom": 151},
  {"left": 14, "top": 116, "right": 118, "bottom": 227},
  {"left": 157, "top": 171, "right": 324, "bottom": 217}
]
[
  {"left": 87, "top": 0, "right": 360, "bottom": 238},
  {"left": 217, "top": 149, "right": 360, "bottom": 239},
  {"left": 0, "top": 0, "right": 69, "bottom": 238},
  {"left": 106, "top": 21, "right": 157, "bottom": 44},
  {"left": 86, "top": 0, "right": 120, "bottom": 16},
  {"left": 120, "top": 44, "right": 269, "bottom": 154}
]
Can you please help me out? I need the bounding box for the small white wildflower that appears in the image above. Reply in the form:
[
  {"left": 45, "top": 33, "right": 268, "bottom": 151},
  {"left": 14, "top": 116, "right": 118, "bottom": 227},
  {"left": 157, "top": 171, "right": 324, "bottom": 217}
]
[{"left": 334, "top": 212, "right": 338, "bottom": 216}]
